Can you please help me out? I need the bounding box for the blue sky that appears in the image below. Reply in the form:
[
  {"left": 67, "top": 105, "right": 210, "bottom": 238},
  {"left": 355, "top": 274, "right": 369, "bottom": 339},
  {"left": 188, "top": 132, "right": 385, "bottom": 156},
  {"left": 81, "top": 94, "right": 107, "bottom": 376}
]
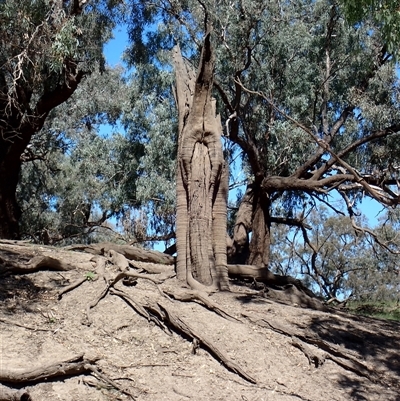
[
  {"left": 102, "top": 26, "right": 388, "bottom": 228},
  {"left": 104, "top": 25, "right": 129, "bottom": 68}
]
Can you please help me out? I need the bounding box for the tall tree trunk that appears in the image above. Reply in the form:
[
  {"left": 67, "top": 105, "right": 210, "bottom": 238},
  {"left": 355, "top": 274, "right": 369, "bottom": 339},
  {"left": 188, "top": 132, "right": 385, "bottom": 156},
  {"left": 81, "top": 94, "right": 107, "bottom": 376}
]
[
  {"left": 0, "top": 132, "right": 31, "bottom": 239},
  {"left": 173, "top": 32, "right": 229, "bottom": 291}
]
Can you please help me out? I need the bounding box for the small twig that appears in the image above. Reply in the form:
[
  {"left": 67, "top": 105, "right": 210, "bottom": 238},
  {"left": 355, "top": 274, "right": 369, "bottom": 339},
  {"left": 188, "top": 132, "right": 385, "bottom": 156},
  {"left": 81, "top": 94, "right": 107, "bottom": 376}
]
[
  {"left": 86, "top": 365, "right": 136, "bottom": 400},
  {"left": 0, "top": 317, "right": 53, "bottom": 332}
]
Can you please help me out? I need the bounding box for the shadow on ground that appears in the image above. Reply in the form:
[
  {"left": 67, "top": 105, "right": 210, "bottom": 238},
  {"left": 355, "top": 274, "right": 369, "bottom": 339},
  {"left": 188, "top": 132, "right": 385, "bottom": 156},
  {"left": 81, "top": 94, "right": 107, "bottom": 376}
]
[{"left": 304, "top": 312, "right": 400, "bottom": 382}]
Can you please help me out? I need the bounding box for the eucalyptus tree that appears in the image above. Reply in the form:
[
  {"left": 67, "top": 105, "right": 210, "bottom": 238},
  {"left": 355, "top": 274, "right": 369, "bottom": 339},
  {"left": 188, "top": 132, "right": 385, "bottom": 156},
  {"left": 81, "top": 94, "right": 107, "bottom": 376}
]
[
  {"left": 0, "top": 0, "right": 123, "bottom": 239},
  {"left": 17, "top": 67, "right": 141, "bottom": 244},
  {"left": 123, "top": 62, "right": 178, "bottom": 248},
  {"left": 126, "top": 0, "right": 400, "bottom": 280},
  {"left": 340, "top": 0, "right": 400, "bottom": 56},
  {"left": 270, "top": 207, "right": 400, "bottom": 301}
]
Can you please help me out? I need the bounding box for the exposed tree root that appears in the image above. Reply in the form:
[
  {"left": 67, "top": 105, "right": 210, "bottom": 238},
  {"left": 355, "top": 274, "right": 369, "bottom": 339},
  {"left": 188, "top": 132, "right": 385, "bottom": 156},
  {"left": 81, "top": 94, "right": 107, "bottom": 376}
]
[
  {"left": 107, "top": 249, "right": 130, "bottom": 271},
  {"left": 58, "top": 276, "right": 90, "bottom": 299},
  {"left": 3, "top": 242, "right": 393, "bottom": 398},
  {"left": 228, "top": 264, "right": 316, "bottom": 297},
  {"left": 242, "top": 312, "right": 382, "bottom": 384},
  {"left": 66, "top": 243, "right": 174, "bottom": 265},
  {"left": 110, "top": 287, "right": 171, "bottom": 334},
  {"left": 83, "top": 264, "right": 168, "bottom": 326},
  {"left": 128, "top": 260, "right": 175, "bottom": 275},
  {"left": 1, "top": 255, "right": 75, "bottom": 275},
  {"left": 263, "top": 286, "right": 328, "bottom": 311},
  {"left": 109, "top": 271, "right": 165, "bottom": 287},
  {"left": 291, "top": 337, "right": 326, "bottom": 368},
  {"left": 156, "top": 302, "right": 257, "bottom": 384},
  {"left": 163, "top": 289, "right": 241, "bottom": 323},
  {"left": 0, "top": 354, "right": 99, "bottom": 384},
  {"left": 105, "top": 283, "right": 255, "bottom": 384}
]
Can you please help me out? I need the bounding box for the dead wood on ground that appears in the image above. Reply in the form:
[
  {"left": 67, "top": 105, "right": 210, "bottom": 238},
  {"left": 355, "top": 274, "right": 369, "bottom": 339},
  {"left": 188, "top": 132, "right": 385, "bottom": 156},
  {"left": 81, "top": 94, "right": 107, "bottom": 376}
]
[
  {"left": 0, "top": 318, "right": 53, "bottom": 332},
  {"left": 83, "top": 365, "right": 136, "bottom": 400},
  {"left": 0, "top": 354, "right": 99, "bottom": 384}
]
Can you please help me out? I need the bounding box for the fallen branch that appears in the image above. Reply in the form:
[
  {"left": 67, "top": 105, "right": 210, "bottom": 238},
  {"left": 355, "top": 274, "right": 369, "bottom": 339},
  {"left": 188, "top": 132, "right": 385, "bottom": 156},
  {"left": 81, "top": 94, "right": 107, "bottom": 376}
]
[
  {"left": 0, "top": 354, "right": 99, "bottom": 384},
  {"left": 0, "top": 318, "right": 53, "bottom": 332}
]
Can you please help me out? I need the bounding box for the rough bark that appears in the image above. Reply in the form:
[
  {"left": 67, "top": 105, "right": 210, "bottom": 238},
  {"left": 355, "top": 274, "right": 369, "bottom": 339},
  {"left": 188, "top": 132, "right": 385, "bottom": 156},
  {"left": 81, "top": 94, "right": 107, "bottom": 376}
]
[
  {"left": 248, "top": 187, "right": 271, "bottom": 267},
  {"left": 0, "top": 354, "right": 99, "bottom": 384},
  {"left": 227, "top": 183, "right": 272, "bottom": 268},
  {"left": 173, "top": 32, "right": 229, "bottom": 290},
  {"left": 227, "top": 184, "right": 253, "bottom": 264}
]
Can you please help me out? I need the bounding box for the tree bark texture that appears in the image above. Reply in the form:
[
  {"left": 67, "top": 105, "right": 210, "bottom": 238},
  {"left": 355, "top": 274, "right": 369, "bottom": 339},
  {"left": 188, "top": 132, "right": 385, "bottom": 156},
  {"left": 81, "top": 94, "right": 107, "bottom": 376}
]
[
  {"left": 248, "top": 187, "right": 271, "bottom": 267},
  {"left": 173, "top": 32, "right": 229, "bottom": 290},
  {"left": 227, "top": 184, "right": 253, "bottom": 264},
  {"left": 227, "top": 183, "right": 271, "bottom": 267}
]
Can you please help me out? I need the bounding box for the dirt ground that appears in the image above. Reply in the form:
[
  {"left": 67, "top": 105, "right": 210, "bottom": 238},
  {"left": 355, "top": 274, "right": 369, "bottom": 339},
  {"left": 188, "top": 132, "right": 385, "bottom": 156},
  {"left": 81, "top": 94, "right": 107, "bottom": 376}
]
[{"left": 0, "top": 241, "right": 399, "bottom": 401}]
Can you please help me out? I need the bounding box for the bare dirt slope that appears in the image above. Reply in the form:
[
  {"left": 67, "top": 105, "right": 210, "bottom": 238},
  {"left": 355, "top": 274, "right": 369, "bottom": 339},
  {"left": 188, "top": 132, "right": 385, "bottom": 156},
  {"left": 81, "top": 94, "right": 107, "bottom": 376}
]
[{"left": 0, "top": 241, "right": 399, "bottom": 401}]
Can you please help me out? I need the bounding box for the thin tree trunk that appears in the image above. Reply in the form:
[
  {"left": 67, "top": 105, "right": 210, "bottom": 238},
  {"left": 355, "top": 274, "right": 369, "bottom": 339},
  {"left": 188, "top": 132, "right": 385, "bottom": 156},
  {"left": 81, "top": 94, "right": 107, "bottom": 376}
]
[
  {"left": 248, "top": 189, "right": 271, "bottom": 267},
  {"left": 0, "top": 132, "right": 31, "bottom": 239},
  {"left": 228, "top": 184, "right": 253, "bottom": 264}
]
